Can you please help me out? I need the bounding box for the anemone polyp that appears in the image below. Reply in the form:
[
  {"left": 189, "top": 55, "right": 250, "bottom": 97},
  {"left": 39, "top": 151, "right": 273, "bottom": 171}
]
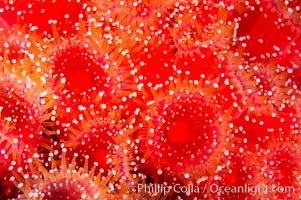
[
  {"left": 12, "top": 149, "right": 118, "bottom": 200},
  {"left": 225, "top": 55, "right": 293, "bottom": 115},
  {"left": 254, "top": 141, "right": 301, "bottom": 199},
  {"left": 0, "top": 61, "right": 55, "bottom": 163},
  {"left": 137, "top": 74, "right": 231, "bottom": 184},
  {"left": 168, "top": 3, "right": 236, "bottom": 80},
  {"left": 61, "top": 106, "right": 136, "bottom": 178},
  {"left": 42, "top": 15, "right": 138, "bottom": 108},
  {"left": 0, "top": 61, "right": 55, "bottom": 199},
  {"left": 170, "top": 4, "right": 235, "bottom": 57},
  {"left": 0, "top": 24, "right": 48, "bottom": 67}
]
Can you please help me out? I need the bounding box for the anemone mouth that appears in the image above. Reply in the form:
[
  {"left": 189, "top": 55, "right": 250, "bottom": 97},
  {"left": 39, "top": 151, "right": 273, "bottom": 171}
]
[
  {"left": 158, "top": 97, "right": 218, "bottom": 144},
  {"left": 170, "top": 4, "right": 235, "bottom": 55},
  {"left": 149, "top": 95, "right": 223, "bottom": 170},
  {"left": 51, "top": 45, "right": 110, "bottom": 96}
]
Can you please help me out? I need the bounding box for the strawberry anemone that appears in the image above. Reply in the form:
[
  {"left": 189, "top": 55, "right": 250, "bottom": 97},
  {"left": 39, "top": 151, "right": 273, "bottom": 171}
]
[
  {"left": 167, "top": 2, "right": 236, "bottom": 80},
  {"left": 51, "top": 45, "right": 110, "bottom": 99},
  {"left": 62, "top": 106, "right": 137, "bottom": 177},
  {"left": 225, "top": 51, "right": 293, "bottom": 115},
  {"left": 0, "top": 64, "right": 54, "bottom": 164},
  {"left": 137, "top": 74, "right": 232, "bottom": 184},
  {"left": 0, "top": 24, "right": 48, "bottom": 68},
  {"left": 0, "top": 61, "right": 55, "bottom": 199},
  {"left": 44, "top": 17, "right": 137, "bottom": 110},
  {"left": 254, "top": 141, "right": 301, "bottom": 199},
  {"left": 11, "top": 149, "right": 119, "bottom": 200}
]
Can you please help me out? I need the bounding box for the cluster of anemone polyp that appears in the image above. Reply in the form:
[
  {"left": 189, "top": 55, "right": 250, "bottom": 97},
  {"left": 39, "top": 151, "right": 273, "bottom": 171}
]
[{"left": 0, "top": 0, "right": 301, "bottom": 200}]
